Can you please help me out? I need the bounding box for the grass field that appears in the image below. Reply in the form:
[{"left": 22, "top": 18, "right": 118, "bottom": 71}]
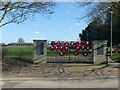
[
  {"left": 2, "top": 46, "right": 33, "bottom": 61},
  {"left": 111, "top": 52, "right": 120, "bottom": 62}
]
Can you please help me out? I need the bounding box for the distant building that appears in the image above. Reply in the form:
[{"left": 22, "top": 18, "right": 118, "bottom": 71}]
[
  {"left": 8, "top": 43, "right": 33, "bottom": 47},
  {"left": 18, "top": 38, "right": 25, "bottom": 43},
  {"left": 2, "top": 39, "right": 47, "bottom": 47},
  {"left": 0, "top": 43, "right": 6, "bottom": 46}
]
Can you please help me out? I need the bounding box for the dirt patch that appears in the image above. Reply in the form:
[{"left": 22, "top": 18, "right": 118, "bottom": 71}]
[{"left": 2, "top": 60, "right": 119, "bottom": 78}]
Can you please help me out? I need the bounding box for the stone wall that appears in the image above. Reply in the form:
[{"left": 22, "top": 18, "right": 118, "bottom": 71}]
[
  {"left": 92, "top": 40, "right": 108, "bottom": 65},
  {"left": 33, "top": 40, "right": 47, "bottom": 64}
]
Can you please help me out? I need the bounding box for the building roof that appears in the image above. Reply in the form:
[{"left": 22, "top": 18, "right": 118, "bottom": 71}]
[
  {"left": 33, "top": 40, "right": 47, "bottom": 42},
  {"left": 8, "top": 43, "right": 33, "bottom": 46}
]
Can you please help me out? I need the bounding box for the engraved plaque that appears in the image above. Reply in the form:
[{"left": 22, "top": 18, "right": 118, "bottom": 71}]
[{"left": 97, "top": 43, "right": 104, "bottom": 55}]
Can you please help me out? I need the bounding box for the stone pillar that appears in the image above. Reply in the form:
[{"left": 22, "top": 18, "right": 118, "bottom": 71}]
[
  {"left": 33, "top": 40, "right": 47, "bottom": 64},
  {"left": 92, "top": 40, "right": 108, "bottom": 65}
]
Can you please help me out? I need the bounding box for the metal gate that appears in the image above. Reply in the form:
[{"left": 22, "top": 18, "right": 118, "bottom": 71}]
[{"left": 47, "top": 41, "right": 93, "bottom": 63}]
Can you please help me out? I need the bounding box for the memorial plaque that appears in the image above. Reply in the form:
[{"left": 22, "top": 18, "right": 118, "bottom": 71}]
[
  {"left": 36, "top": 42, "right": 44, "bottom": 55},
  {"left": 97, "top": 43, "right": 104, "bottom": 55}
]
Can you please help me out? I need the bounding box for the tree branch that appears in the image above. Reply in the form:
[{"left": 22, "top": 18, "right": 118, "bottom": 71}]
[
  {"left": 0, "top": 2, "right": 56, "bottom": 28},
  {"left": 0, "top": 11, "right": 28, "bottom": 28}
]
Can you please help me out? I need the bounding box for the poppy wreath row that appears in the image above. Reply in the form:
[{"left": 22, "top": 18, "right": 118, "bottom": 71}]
[
  {"left": 49, "top": 41, "right": 90, "bottom": 56},
  {"left": 50, "top": 41, "right": 90, "bottom": 51},
  {"left": 58, "top": 51, "right": 89, "bottom": 56},
  {"left": 50, "top": 41, "right": 89, "bottom": 47}
]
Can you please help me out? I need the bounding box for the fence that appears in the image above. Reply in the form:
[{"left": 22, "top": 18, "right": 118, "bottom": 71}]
[
  {"left": 2, "top": 46, "right": 33, "bottom": 62},
  {"left": 1, "top": 40, "right": 108, "bottom": 64},
  {"left": 47, "top": 41, "right": 93, "bottom": 63}
]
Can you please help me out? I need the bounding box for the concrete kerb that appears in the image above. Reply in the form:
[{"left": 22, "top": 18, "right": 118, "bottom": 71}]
[
  {"left": 1, "top": 76, "right": 119, "bottom": 81},
  {"left": 32, "top": 63, "right": 108, "bottom": 67}
]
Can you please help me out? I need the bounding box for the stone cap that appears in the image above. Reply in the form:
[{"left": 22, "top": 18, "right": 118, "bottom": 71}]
[
  {"left": 33, "top": 40, "right": 47, "bottom": 43},
  {"left": 92, "top": 40, "right": 108, "bottom": 44}
]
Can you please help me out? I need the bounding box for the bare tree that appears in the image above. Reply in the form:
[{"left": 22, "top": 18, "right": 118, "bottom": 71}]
[
  {"left": 76, "top": 2, "right": 119, "bottom": 21},
  {"left": 0, "top": 0, "right": 56, "bottom": 28}
]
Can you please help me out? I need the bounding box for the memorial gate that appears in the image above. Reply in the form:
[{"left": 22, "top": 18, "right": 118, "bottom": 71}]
[{"left": 33, "top": 40, "right": 108, "bottom": 65}]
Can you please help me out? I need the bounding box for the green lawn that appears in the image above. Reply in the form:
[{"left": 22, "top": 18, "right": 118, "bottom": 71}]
[
  {"left": 112, "top": 53, "right": 120, "bottom": 62},
  {"left": 3, "top": 46, "right": 33, "bottom": 61}
]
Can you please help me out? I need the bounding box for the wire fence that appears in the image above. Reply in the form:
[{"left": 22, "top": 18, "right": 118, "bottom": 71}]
[
  {"left": 2, "top": 46, "right": 33, "bottom": 61},
  {"left": 47, "top": 41, "right": 93, "bottom": 63}
]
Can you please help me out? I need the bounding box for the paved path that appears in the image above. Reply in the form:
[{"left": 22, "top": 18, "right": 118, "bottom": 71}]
[{"left": 1, "top": 76, "right": 119, "bottom": 88}]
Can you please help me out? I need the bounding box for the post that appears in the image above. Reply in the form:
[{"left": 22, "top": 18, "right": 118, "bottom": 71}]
[
  {"left": 69, "top": 51, "right": 70, "bottom": 61},
  {"left": 92, "top": 40, "right": 108, "bottom": 65},
  {"left": 106, "top": 47, "right": 108, "bottom": 66},
  {"left": 110, "top": 11, "right": 113, "bottom": 56}
]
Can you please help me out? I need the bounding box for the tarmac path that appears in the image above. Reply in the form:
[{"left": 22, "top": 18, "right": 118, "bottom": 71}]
[{"left": 1, "top": 76, "right": 119, "bottom": 88}]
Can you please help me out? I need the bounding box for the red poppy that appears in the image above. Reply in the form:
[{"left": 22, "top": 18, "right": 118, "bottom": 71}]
[
  {"left": 59, "top": 51, "right": 64, "bottom": 56},
  {"left": 56, "top": 41, "right": 61, "bottom": 46},
  {"left": 65, "top": 46, "right": 69, "bottom": 51},
  {"left": 81, "top": 41, "right": 85, "bottom": 46},
  {"left": 74, "top": 51, "right": 79, "bottom": 56},
  {"left": 54, "top": 41, "right": 58, "bottom": 45},
  {"left": 59, "top": 46, "right": 64, "bottom": 51},
  {"left": 64, "top": 42, "right": 69, "bottom": 46},
  {"left": 74, "top": 42, "right": 79, "bottom": 46},
  {"left": 86, "top": 41, "right": 89, "bottom": 45},
  {"left": 79, "top": 42, "right": 82, "bottom": 46},
  {"left": 50, "top": 46, "right": 54, "bottom": 51},
  {"left": 51, "top": 41, "right": 55, "bottom": 46},
  {"left": 76, "top": 46, "right": 80, "bottom": 50},
  {"left": 70, "top": 41, "right": 74, "bottom": 46},
  {"left": 55, "top": 46, "right": 59, "bottom": 51}
]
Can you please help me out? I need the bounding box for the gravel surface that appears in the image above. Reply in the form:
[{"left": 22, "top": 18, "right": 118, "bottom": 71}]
[{"left": 2, "top": 62, "right": 119, "bottom": 79}]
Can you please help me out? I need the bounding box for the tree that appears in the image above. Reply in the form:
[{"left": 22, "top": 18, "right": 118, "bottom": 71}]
[
  {"left": 79, "top": 33, "right": 83, "bottom": 41},
  {"left": 79, "top": 17, "right": 108, "bottom": 45},
  {"left": 77, "top": 2, "right": 120, "bottom": 21},
  {"left": 78, "top": 2, "right": 120, "bottom": 46},
  {"left": 0, "top": 1, "right": 56, "bottom": 28},
  {"left": 18, "top": 38, "right": 25, "bottom": 43}
]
